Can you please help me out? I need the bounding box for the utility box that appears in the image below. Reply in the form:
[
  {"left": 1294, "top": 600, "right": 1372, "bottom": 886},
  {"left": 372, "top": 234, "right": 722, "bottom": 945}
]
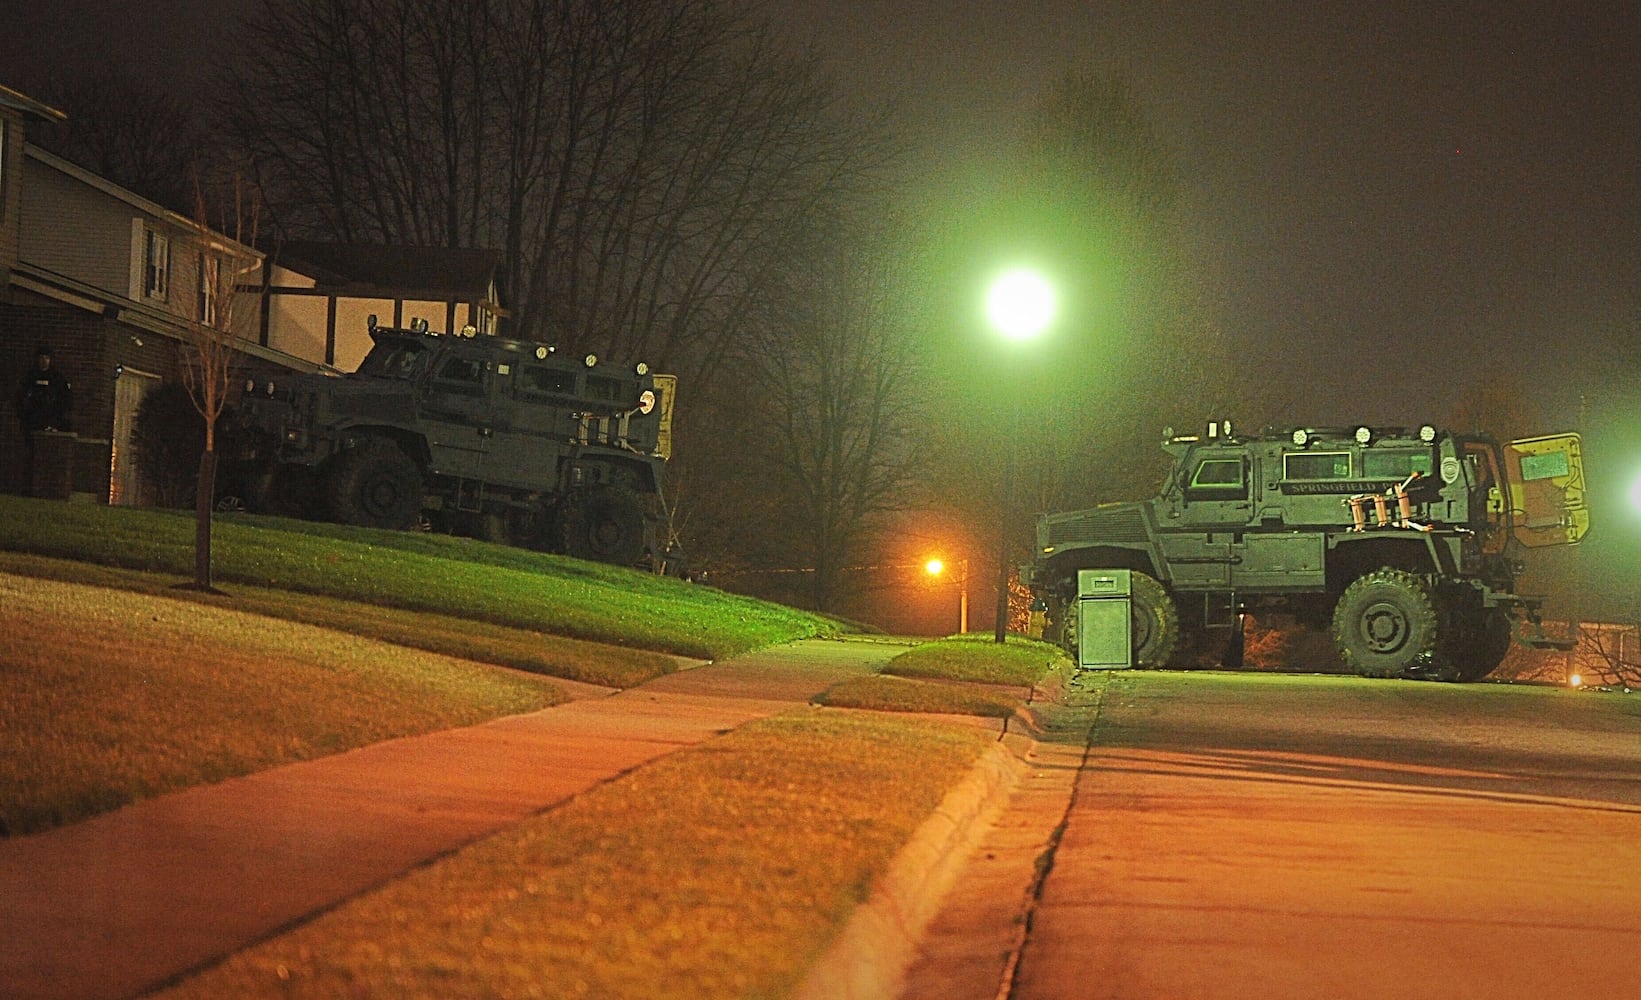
[{"left": 1077, "top": 569, "right": 1132, "bottom": 669}]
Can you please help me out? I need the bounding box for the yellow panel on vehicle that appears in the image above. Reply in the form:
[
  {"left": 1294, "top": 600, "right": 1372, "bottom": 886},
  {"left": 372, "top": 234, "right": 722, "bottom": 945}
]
[{"left": 1506, "top": 433, "right": 1589, "bottom": 546}]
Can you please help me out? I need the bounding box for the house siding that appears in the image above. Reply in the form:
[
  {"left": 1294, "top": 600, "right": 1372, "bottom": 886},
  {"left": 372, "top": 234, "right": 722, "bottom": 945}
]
[
  {"left": 19, "top": 156, "right": 142, "bottom": 300},
  {"left": 0, "top": 115, "right": 19, "bottom": 271}
]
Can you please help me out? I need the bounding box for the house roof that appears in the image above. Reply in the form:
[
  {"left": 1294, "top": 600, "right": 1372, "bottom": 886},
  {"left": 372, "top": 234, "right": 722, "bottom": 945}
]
[
  {"left": 0, "top": 83, "right": 66, "bottom": 124},
  {"left": 273, "top": 243, "right": 503, "bottom": 302}
]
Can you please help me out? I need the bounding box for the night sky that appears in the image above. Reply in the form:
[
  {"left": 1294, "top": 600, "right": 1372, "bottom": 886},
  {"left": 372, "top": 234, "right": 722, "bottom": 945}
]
[
  {"left": 777, "top": 1, "right": 1639, "bottom": 427},
  {"left": 6, "top": 0, "right": 1637, "bottom": 428}
]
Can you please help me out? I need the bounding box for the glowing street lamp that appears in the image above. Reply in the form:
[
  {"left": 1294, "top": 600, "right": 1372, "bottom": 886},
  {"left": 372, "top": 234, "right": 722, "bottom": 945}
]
[
  {"left": 984, "top": 266, "right": 1054, "bottom": 644},
  {"left": 986, "top": 268, "right": 1058, "bottom": 342},
  {"left": 925, "top": 558, "right": 969, "bottom": 634}
]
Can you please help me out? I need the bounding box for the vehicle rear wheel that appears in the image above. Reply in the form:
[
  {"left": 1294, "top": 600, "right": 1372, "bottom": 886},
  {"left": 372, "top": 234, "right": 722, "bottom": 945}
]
[
  {"left": 1446, "top": 605, "right": 1513, "bottom": 682},
  {"left": 559, "top": 485, "right": 645, "bottom": 565},
  {"left": 327, "top": 439, "right": 423, "bottom": 530},
  {"left": 1333, "top": 568, "right": 1440, "bottom": 678}
]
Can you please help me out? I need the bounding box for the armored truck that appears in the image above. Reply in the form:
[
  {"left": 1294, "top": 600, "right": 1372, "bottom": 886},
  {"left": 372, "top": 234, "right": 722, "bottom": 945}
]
[
  {"left": 228, "top": 318, "right": 676, "bottom": 567},
  {"left": 1022, "top": 422, "right": 1588, "bottom": 681}
]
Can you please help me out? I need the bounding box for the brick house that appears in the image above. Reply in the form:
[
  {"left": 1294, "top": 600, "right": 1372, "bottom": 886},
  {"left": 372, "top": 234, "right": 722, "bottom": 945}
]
[{"left": 0, "top": 83, "right": 322, "bottom": 502}]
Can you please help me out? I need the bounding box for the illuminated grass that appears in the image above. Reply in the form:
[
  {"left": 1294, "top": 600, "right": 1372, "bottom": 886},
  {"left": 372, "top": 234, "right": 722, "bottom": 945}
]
[
  {"left": 0, "top": 552, "right": 676, "bottom": 689},
  {"left": 884, "top": 634, "right": 1066, "bottom": 686},
  {"left": 817, "top": 674, "right": 1023, "bottom": 718},
  {"left": 0, "top": 575, "right": 561, "bottom": 836},
  {"left": 0, "top": 496, "right": 837, "bottom": 659},
  {"left": 155, "top": 711, "right": 993, "bottom": 1000}
]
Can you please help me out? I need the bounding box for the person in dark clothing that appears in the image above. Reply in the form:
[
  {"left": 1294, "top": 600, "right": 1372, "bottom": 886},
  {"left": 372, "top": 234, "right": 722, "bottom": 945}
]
[{"left": 16, "top": 347, "right": 73, "bottom": 434}]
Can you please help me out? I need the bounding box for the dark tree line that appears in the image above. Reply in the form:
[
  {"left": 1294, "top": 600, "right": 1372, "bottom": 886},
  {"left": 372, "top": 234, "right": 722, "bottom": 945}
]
[{"left": 224, "top": 0, "right": 892, "bottom": 386}]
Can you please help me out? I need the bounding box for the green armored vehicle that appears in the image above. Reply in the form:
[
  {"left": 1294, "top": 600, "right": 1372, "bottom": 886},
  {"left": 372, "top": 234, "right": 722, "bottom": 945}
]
[
  {"left": 1022, "top": 421, "right": 1588, "bottom": 680},
  {"left": 229, "top": 318, "right": 676, "bottom": 567}
]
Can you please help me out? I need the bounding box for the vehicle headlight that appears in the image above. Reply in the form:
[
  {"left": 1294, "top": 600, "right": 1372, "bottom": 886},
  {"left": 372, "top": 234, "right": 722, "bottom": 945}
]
[{"left": 638, "top": 389, "right": 656, "bottom": 415}]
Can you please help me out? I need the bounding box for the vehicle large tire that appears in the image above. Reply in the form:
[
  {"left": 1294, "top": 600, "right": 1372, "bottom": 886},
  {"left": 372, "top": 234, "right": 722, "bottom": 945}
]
[
  {"left": 327, "top": 439, "right": 424, "bottom": 530},
  {"left": 1055, "top": 573, "right": 1179, "bottom": 668},
  {"left": 1131, "top": 571, "right": 1181, "bottom": 668},
  {"left": 559, "top": 485, "right": 646, "bottom": 566},
  {"left": 1445, "top": 605, "right": 1513, "bottom": 682},
  {"left": 1056, "top": 598, "right": 1079, "bottom": 655},
  {"left": 1332, "top": 568, "right": 1440, "bottom": 678},
  {"left": 244, "top": 463, "right": 317, "bottom": 518}
]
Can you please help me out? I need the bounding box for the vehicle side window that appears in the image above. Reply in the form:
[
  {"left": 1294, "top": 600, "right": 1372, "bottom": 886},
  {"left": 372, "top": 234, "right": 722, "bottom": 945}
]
[
  {"left": 1363, "top": 450, "right": 1433, "bottom": 479},
  {"left": 1284, "top": 451, "right": 1352, "bottom": 480},
  {"left": 432, "top": 355, "right": 486, "bottom": 395},
  {"left": 585, "top": 375, "right": 625, "bottom": 403},
  {"left": 518, "top": 365, "right": 576, "bottom": 398}
]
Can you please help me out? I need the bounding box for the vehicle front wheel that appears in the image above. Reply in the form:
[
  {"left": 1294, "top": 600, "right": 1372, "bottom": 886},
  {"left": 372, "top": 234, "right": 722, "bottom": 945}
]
[
  {"left": 327, "top": 439, "right": 424, "bottom": 530},
  {"left": 1054, "top": 574, "right": 1180, "bottom": 668},
  {"left": 1333, "top": 568, "right": 1440, "bottom": 678},
  {"left": 1131, "top": 571, "right": 1181, "bottom": 668},
  {"left": 559, "top": 485, "right": 646, "bottom": 565}
]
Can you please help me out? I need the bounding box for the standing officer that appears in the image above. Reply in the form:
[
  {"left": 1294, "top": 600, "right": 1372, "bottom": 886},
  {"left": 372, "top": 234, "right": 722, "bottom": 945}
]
[
  {"left": 16, "top": 346, "right": 73, "bottom": 433},
  {"left": 14, "top": 346, "right": 74, "bottom": 494}
]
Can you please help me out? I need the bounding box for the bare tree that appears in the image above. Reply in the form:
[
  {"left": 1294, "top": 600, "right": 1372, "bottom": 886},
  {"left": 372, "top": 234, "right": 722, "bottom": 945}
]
[
  {"left": 28, "top": 68, "right": 211, "bottom": 212},
  {"left": 178, "top": 174, "right": 262, "bottom": 592},
  {"left": 722, "top": 214, "right": 930, "bottom": 611},
  {"left": 1573, "top": 622, "right": 1641, "bottom": 688},
  {"left": 225, "top": 0, "right": 888, "bottom": 394}
]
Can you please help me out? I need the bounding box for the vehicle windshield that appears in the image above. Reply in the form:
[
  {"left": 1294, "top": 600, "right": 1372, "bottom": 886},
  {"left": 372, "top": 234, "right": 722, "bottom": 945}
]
[{"left": 357, "top": 340, "right": 430, "bottom": 379}]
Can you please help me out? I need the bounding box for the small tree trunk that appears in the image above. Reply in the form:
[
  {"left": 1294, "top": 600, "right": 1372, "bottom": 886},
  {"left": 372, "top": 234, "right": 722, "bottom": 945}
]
[{"left": 194, "top": 448, "right": 217, "bottom": 590}]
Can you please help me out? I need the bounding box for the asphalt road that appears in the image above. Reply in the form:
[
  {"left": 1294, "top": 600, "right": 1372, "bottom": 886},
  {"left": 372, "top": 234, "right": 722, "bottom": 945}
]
[{"left": 1009, "top": 671, "right": 1641, "bottom": 1000}]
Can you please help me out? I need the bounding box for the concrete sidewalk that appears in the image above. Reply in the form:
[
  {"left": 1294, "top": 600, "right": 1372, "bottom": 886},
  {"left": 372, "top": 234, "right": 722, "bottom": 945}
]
[{"left": 0, "top": 637, "right": 912, "bottom": 1000}]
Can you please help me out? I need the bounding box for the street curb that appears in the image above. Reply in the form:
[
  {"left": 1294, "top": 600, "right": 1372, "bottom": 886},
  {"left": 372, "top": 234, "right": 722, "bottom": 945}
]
[{"left": 794, "top": 734, "right": 1031, "bottom": 1000}]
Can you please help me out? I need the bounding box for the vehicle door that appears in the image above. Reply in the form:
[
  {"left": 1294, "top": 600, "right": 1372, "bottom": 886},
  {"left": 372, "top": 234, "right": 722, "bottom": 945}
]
[
  {"left": 419, "top": 350, "right": 491, "bottom": 479},
  {"left": 492, "top": 356, "right": 578, "bottom": 492},
  {"left": 1504, "top": 433, "right": 1589, "bottom": 547},
  {"left": 1161, "top": 448, "right": 1250, "bottom": 587}
]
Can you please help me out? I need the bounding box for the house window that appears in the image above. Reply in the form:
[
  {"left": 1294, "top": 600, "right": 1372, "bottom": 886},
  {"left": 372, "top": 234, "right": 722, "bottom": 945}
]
[
  {"left": 143, "top": 228, "right": 170, "bottom": 300},
  {"left": 197, "top": 252, "right": 218, "bottom": 326}
]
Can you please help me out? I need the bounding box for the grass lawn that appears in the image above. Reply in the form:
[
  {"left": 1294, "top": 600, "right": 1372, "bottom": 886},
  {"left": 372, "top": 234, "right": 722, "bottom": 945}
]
[
  {"left": 884, "top": 634, "right": 1067, "bottom": 686},
  {"left": 1, "top": 552, "right": 679, "bottom": 689},
  {"left": 0, "top": 573, "right": 562, "bottom": 836},
  {"left": 0, "top": 496, "right": 837, "bottom": 660},
  {"left": 155, "top": 709, "right": 994, "bottom": 1000},
  {"left": 818, "top": 634, "right": 1072, "bottom": 719}
]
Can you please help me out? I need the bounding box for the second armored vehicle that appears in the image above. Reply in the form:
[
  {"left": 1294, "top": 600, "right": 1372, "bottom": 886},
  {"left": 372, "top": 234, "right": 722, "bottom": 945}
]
[
  {"left": 229, "top": 318, "right": 676, "bottom": 567},
  {"left": 1022, "top": 422, "right": 1588, "bottom": 681}
]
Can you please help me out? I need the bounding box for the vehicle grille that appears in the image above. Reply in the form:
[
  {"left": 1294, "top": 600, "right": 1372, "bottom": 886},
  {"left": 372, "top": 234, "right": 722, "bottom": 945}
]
[{"left": 1046, "top": 505, "right": 1150, "bottom": 546}]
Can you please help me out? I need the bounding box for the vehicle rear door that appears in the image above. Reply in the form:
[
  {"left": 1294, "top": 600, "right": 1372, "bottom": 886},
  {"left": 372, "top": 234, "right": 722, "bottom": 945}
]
[{"left": 1504, "top": 433, "right": 1589, "bottom": 546}]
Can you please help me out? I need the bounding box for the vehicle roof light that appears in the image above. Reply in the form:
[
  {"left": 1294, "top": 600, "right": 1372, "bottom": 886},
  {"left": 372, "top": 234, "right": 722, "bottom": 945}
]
[
  {"left": 1419, "top": 424, "right": 1437, "bottom": 443},
  {"left": 1292, "top": 428, "right": 1309, "bottom": 446},
  {"left": 1355, "top": 426, "right": 1373, "bottom": 444}
]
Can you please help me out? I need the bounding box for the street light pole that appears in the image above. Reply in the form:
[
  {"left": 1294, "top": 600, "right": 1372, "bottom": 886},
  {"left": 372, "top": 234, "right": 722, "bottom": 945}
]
[
  {"left": 925, "top": 557, "right": 970, "bottom": 634},
  {"left": 994, "top": 451, "right": 1013, "bottom": 644},
  {"left": 984, "top": 266, "right": 1055, "bottom": 644}
]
